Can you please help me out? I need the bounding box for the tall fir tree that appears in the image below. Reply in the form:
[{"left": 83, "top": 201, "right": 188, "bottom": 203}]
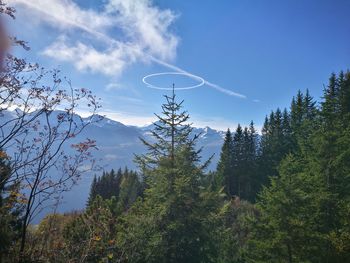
[
  {"left": 119, "top": 88, "right": 217, "bottom": 263},
  {"left": 216, "top": 129, "right": 234, "bottom": 195},
  {"left": 231, "top": 124, "right": 244, "bottom": 197},
  {"left": 245, "top": 121, "right": 258, "bottom": 201},
  {"left": 248, "top": 72, "right": 350, "bottom": 262}
]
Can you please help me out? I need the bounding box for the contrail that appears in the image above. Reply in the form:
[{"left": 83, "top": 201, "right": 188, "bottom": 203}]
[
  {"left": 12, "top": 0, "right": 246, "bottom": 99},
  {"left": 150, "top": 57, "right": 246, "bottom": 98},
  {"left": 143, "top": 72, "right": 205, "bottom": 90}
]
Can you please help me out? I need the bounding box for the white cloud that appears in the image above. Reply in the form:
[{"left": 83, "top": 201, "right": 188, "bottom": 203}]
[
  {"left": 13, "top": 0, "right": 178, "bottom": 76},
  {"left": 11, "top": 0, "right": 112, "bottom": 34},
  {"left": 12, "top": 0, "right": 247, "bottom": 99},
  {"left": 105, "top": 0, "right": 178, "bottom": 61},
  {"left": 105, "top": 83, "right": 123, "bottom": 91},
  {"left": 42, "top": 36, "right": 138, "bottom": 77}
]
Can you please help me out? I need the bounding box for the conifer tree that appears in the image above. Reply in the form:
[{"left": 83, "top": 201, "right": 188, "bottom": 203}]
[
  {"left": 119, "top": 87, "right": 217, "bottom": 263},
  {"left": 338, "top": 71, "right": 350, "bottom": 124},
  {"left": 303, "top": 89, "right": 317, "bottom": 121},
  {"left": 216, "top": 129, "right": 234, "bottom": 195},
  {"left": 246, "top": 121, "right": 258, "bottom": 201},
  {"left": 232, "top": 124, "right": 244, "bottom": 197},
  {"left": 87, "top": 175, "right": 98, "bottom": 207},
  {"left": 249, "top": 72, "right": 350, "bottom": 262},
  {"left": 116, "top": 168, "right": 142, "bottom": 213},
  {"left": 291, "top": 90, "right": 304, "bottom": 133},
  {"left": 247, "top": 155, "right": 326, "bottom": 263},
  {"left": 281, "top": 108, "right": 294, "bottom": 153},
  {"left": 87, "top": 168, "right": 142, "bottom": 212}
]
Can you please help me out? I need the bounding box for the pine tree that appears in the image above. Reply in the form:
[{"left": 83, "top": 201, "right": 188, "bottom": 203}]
[
  {"left": 291, "top": 90, "right": 304, "bottom": 133},
  {"left": 247, "top": 155, "right": 326, "bottom": 263},
  {"left": 281, "top": 108, "right": 294, "bottom": 153},
  {"left": 87, "top": 168, "right": 142, "bottom": 213},
  {"left": 303, "top": 89, "right": 317, "bottom": 121},
  {"left": 249, "top": 72, "right": 350, "bottom": 262},
  {"left": 216, "top": 129, "right": 234, "bottom": 195},
  {"left": 119, "top": 88, "right": 217, "bottom": 263},
  {"left": 338, "top": 71, "right": 350, "bottom": 124},
  {"left": 232, "top": 124, "right": 244, "bottom": 197},
  {"left": 88, "top": 169, "right": 122, "bottom": 203},
  {"left": 246, "top": 121, "right": 258, "bottom": 201},
  {"left": 116, "top": 168, "right": 142, "bottom": 213},
  {"left": 87, "top": 175, "right": 98, "bottom": 207}
]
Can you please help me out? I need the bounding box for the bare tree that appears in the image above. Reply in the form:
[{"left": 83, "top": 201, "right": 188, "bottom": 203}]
[{"left": 0, "top": 2, "right": 102, "bottom": 259}]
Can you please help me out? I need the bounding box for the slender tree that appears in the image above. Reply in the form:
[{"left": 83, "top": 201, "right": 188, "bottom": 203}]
[
  {"left": 119, "top": 87, "right": 216, "bottom": 263},
  {"left": 216, "top": 129, "right": 234, "bottom": 195}
]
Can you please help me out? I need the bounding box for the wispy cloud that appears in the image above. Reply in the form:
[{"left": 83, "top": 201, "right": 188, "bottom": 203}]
[
  {"left": 12, "top": 0, "right": 246, "bottom": 98},
  {"left": 105, "top": 83, "right": 123, "bottom": 91}
]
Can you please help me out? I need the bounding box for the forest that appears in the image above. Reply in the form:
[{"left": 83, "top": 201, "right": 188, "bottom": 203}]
[{"left": 1, "top": 1, "right": 350, "bottom": 263}]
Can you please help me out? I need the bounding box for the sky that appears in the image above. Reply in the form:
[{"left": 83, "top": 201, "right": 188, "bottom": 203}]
[{"left": 8, "top": 0, "right": 350, "bottom": 131}]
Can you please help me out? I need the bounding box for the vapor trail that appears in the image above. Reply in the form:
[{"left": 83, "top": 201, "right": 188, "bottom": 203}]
[{"left": 13, "top": 0, "right": 246, "bottom": 99}]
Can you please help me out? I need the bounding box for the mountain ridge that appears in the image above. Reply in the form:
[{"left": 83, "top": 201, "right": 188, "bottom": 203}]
[{"left": 2, "top": 110, "right": 225, "bottom": 218}]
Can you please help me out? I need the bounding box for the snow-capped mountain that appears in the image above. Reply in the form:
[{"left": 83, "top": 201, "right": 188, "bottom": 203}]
[
  {"left": 1, "top": 110, "right": 225, "bottom": 219},
  {"left": 73, "top": 116, "right": 225, "bottom": 172}
]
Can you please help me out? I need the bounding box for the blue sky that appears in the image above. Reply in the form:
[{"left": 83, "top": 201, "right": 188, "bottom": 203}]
[{"left": 9, "top": 0, "right": 350, "bottom": 131}]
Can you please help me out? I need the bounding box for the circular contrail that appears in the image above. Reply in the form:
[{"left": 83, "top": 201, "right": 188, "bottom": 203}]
[{"left": 142, "top": 72, "right": 205, "bottom": 90}]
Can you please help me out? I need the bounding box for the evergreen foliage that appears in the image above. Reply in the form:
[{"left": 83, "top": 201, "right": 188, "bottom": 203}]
[
  {"left": 248, "top": 71, "right": 350, "bottom": 262},
  {"left": 2, "top": 69, "right": 350, "bottom": 262},
  {"left": 215, "top": 122, "right": 259, "bottom": 201},
  {"left": 215, "top": 129, "right": 234, "bottom": 194},
  {"left": 87, "top": 168, "right": 142, "bottom": 212},
  {"left": 118, "top": 88, "right": 218, "bottom": 263}
]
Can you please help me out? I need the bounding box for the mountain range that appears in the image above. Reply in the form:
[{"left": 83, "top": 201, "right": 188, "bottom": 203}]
[{"left": 2, "top": 110, "right": 225, "bottom": 220}]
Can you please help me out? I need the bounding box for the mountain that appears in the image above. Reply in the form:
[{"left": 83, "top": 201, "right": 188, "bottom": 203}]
[{"left": 1, "top": 110, "right": 225, "bottom": 220}]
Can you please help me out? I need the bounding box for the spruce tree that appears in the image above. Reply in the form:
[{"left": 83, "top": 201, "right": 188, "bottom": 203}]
[
  {"left": 119, "top": 87, "right": 216, "bottom": 263},
  {"left": 87, "top": 175, "right": 98, "bottom": 207},
  {"left": 216, "top": 129, "right": 234, "bottom": 195},
  {"left": 246, "top": 121, "right": 258, "bottom": 201},
  {"left": 338, "top": 71, "right": 350, "bottom": 123},
  {"left": 232, "top": 124, "right": 244, "bottom": 197},
  {"left": 116, "top": 168, "right": 142, "bottom": 213},
  {"left": 249, "top": 72, "right": 350, "bottom": 262},
  {"left": 291, "top": 90, "right": 304, "bottom": 133}
]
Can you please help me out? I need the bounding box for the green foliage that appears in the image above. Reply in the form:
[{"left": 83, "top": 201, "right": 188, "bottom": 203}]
[
  {"left": 87, "top": 169, "right": 121, "bottom": 206},
  {"left": 248, "top": 71, "right": 350, "bottom": 262},
  {"left": 216, "top": 198, "right": 257, "bottom": 263},
  {"left": 215, "top": 129, "right": 234, "bottom": 194},
  {"left": 247, "top": 155, "right": 326, "bottom": 262},
  {"left": 118, "top": 90, "right": 219, "bottom": 263},
  {"left": 3, "top": 70, "right": 350, "bottom": 263},
  {"left": 215, "top": 122, "right": 258, "bottom": 201},
  {"left": 87, "top": 167, "right": 143, "bottom": 214},
  {"left": 63, "top": 196, "right": 118, "bottom": 262}
]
